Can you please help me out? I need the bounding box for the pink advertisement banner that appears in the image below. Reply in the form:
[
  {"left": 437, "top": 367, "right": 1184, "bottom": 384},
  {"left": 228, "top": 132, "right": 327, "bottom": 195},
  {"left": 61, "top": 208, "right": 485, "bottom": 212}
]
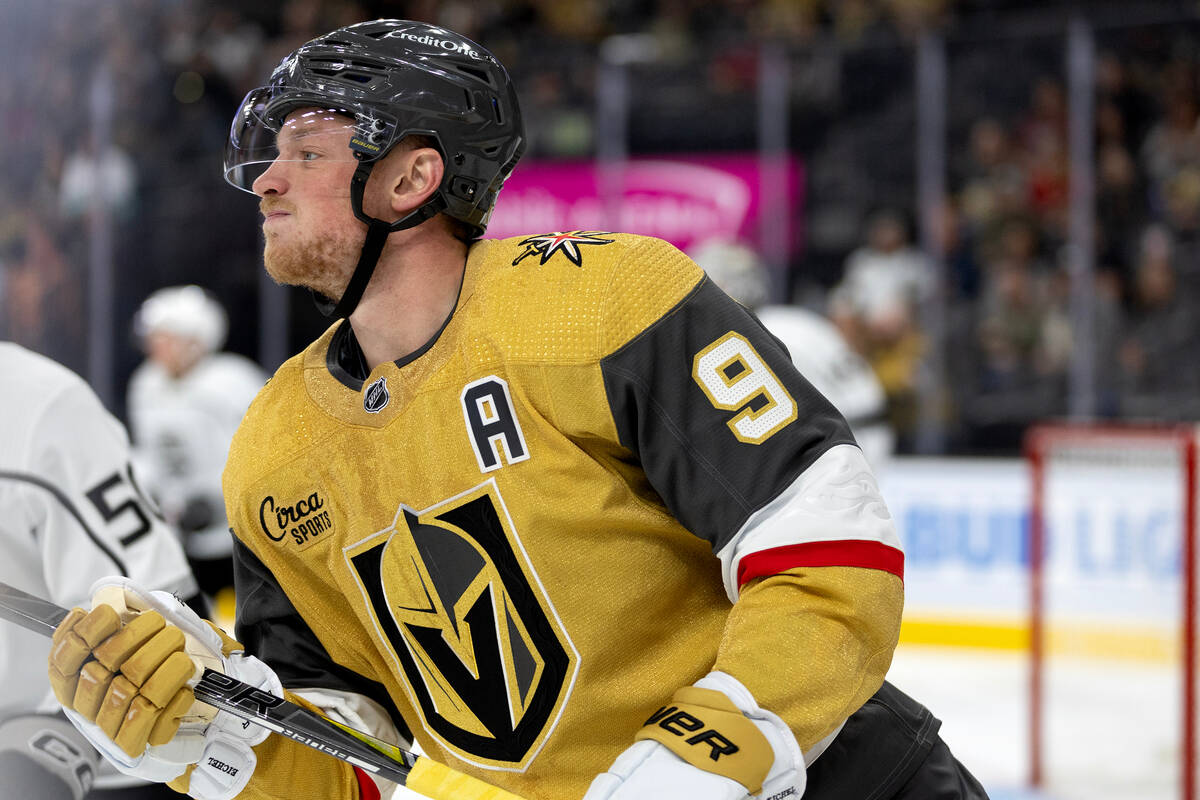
[{"left": 485, "top": 153, "right": 803, "bottom": 255}]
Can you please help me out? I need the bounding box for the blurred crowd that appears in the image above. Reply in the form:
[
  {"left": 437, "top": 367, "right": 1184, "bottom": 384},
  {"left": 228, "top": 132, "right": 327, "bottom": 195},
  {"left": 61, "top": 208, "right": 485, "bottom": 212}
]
[
  {"left": 825, "top": 32, "right": 1200, "bottom": 453},
  {"left": 2, "top": 0, "right": 1200, "bottom": 454}
]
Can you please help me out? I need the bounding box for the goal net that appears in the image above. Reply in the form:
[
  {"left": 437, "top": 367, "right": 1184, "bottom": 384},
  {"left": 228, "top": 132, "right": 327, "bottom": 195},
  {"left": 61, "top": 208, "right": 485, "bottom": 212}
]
[{"left": 1025, "top": 423, "right": 1199, "bottom": 800}]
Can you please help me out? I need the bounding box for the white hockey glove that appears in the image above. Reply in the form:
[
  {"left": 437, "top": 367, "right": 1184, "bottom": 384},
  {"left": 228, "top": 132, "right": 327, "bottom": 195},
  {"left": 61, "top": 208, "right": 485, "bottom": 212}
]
[
  {"left": 583, "top": 671, "right": 806, "bottom": 800},
  {"left": 47, "top": 577, "right": 282, "bottom": 800}
]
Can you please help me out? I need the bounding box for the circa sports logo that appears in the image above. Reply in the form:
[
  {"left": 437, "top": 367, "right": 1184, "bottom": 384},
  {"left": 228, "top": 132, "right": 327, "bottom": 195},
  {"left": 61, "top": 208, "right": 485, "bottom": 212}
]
[{"left": 259, "top": 491, "right": 333, "bottom": 547}]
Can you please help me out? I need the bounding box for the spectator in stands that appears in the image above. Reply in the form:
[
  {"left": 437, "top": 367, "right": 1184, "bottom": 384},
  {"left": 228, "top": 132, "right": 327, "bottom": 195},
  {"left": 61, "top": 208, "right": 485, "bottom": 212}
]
[
  {"left": 1017, "top": 76, "right": 1067, "bottom": 147},
  {"left": 1141, "top": 76, "right": 1200, "bottom": 212},
  {"left": 934, "top": 199, "right": 982, "bottom": 302},
  {"left": 1095, "top": 51, "right": 1154, "bottom": 155},
  {"left": 829, "top": 207, "right": 932, "bottom": 450},
  {"left": 1017, "top": 77, "right": 1070, "bottom": 239},
  {"left": 1160, "top": 166, "right": 1200, "bottom": 287},
  {"left": 1117, "top": 224, "right": 1200, "bottom": 420},
  {"left": 984, "top": 216, "right": 1052, "bottom": 279},
  {"left": 0, "top": 215, "right": 85, "bottom": 375},
  {"left": 958, "top": 117, "right": 1028, "bottom": 239},
  {"left": 831, "top": 207, "right": 933, "bottom": 323},
  {"left": 58, "top": 134, "right": 138, "bottom": 222},
  {"left": 1096, "top": 140, "right": 1146, "bottom": 285},
  {"left": 949, "top": 250, "right": 1070, "bottom": 453}
]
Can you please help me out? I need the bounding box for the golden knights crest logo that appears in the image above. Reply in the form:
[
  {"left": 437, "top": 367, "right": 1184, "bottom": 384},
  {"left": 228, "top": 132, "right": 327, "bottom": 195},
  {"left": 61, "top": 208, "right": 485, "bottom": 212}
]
[
  {"left": 344, "top": 480, "right": 578, "bottom": 769},
  {"left": 512, "top": 231, "right": 614, "bottom": 267}
]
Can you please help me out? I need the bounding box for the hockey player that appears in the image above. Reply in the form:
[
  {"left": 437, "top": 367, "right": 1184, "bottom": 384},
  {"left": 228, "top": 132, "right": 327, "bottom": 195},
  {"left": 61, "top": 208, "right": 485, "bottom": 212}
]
[
  {"left": 0, "top": 342, "right": 201, "bottom": 799},
  {"left": 47, "top": 20, "right": 988, "bottom": 800},
  {"left": 127, "top": 286, "right": 267, "bottom": 610},
  {"left": 689, "top": 238, "right": 895, "bottom": 474}
]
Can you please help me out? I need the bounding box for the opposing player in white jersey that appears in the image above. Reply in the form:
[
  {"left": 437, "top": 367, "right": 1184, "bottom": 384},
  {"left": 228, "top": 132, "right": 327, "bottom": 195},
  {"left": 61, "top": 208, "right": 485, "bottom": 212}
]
[
  {"left": 127, "top": 286, "right": 267, "bottom": 608},
  {"left": 0, "top": 342, "right": 200, "bottom": 800},
  {"left": 691, "top": 239, "right": 895, "bottom": 473}
]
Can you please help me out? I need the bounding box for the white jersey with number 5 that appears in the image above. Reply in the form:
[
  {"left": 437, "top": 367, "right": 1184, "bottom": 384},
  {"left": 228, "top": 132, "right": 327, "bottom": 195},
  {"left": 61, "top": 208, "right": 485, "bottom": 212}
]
[{"left": 0, "top": 342, "right": 197, "bottom": 720}]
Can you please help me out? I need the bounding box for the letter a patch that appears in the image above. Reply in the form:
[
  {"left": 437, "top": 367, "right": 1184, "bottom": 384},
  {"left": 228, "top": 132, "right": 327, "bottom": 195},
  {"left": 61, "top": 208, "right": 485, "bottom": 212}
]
[{"left": 461, "top": 376, "right": 530, "bottom": 473}]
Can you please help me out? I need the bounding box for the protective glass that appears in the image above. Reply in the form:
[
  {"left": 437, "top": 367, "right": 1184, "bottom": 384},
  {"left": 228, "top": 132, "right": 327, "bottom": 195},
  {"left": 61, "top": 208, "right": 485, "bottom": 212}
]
[{"left": 223, "top": 87, "right": 399, "bottom": 192}]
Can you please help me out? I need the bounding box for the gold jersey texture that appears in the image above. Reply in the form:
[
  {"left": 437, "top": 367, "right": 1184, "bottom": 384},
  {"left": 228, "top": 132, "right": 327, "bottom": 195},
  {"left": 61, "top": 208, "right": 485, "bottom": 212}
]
[{"left": 224, "top": 232, "right": 899, "bottom": 798}]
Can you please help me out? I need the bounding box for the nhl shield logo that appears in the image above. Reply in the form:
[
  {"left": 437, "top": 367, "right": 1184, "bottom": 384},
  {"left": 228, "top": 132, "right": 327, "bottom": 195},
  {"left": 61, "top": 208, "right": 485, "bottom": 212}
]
[{"left": 364, "top": 377, "right": 390, "bottom": 413}]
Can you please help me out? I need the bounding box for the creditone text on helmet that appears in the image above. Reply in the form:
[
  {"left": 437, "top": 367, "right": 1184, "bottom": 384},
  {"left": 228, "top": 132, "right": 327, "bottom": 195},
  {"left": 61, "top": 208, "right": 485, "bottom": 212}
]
[{"left": 397, "top": 32, "right": 481, "bottom": 59}]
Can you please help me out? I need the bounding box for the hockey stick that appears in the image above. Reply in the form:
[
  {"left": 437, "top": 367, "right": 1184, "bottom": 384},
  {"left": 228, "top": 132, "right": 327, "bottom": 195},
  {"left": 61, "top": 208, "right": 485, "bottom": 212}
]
[{"left": 0, "top": 581, "right": 527, "bottom": 800}]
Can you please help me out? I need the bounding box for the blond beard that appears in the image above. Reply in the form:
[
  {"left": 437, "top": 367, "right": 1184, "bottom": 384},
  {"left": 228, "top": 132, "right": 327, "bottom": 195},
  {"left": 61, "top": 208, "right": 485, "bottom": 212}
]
[{"left": 262, "top": 226, "right": 362, "bottom": 301}]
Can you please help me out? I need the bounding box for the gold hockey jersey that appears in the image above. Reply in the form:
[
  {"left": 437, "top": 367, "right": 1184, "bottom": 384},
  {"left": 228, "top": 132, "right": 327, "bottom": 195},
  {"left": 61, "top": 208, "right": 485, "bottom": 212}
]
[{"left": 224, "top": 232, "right": 904, "bottom": 799}]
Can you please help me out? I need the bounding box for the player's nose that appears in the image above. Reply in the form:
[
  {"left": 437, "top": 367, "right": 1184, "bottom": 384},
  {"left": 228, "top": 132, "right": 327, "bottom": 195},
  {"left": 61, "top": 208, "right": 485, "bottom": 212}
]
[{"left": 252, "top": 159, "right": 288, "bottom": 197}]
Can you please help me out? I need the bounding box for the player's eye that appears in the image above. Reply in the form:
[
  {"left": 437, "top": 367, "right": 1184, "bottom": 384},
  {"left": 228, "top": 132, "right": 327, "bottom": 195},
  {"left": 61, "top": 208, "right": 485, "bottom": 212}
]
[{"left": 301, "top": 150, "right": 321, "bottom": 161}]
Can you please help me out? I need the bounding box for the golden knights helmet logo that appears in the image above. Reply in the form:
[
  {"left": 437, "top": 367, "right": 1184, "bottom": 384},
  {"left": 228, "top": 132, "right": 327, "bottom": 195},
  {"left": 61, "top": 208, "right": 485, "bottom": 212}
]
[{"left": 345, "top": 480, "right": 578, "bottom": 769}]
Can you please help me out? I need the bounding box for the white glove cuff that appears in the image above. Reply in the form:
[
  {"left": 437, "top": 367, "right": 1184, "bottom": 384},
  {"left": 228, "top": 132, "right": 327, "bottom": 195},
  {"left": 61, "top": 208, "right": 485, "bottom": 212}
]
[
  {"left": 583, "top": 672, "right": 807, "bottom": 800},
  {"left": 186, "top": 736, "right": 259, "bottom": 800},
  {"left": 697, "top": 672, "right": 807, "bottom": 798},
  {"left": 696, "top": 671, "right": 806, "bottom": 767},
  {"left": 585, "top": 737, "right": 748, "bottom": 800},
  {"left": 61, "top": 708, "right": 187, "bottom": 784}
]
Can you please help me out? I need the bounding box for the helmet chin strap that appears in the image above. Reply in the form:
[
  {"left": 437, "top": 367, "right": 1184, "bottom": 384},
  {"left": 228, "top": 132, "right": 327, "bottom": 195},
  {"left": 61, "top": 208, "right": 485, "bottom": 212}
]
[{"left": 312, "top": 157, "right": 445, "bottom": 319}]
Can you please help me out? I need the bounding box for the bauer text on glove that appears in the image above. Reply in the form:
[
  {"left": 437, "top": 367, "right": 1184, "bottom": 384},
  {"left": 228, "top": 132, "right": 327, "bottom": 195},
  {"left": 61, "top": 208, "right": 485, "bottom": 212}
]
[{"left": 583, "top": 671, "right": 806, "bottom": 800}]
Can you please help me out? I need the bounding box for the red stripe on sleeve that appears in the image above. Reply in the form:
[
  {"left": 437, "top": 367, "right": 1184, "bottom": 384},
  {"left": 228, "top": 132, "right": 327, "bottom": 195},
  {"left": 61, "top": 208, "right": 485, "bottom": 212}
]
[
  {"left": 354, "top": 767, "right": 382, "bottom": 800},
  {"left": 737, "top": 540, "right": 904, "bottom": 589}
]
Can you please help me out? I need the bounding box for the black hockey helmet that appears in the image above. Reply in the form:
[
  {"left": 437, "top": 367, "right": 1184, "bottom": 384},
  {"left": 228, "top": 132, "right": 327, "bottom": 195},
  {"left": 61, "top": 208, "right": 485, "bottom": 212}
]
[{"left": 224, "top": 19, "right": 525, "bottom": 317}]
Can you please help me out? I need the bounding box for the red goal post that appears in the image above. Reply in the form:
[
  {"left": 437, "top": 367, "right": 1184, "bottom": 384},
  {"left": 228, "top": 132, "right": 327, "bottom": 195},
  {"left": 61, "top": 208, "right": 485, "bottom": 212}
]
[{"left": 1024, "top": 423, "right": 1199, "bottom": 799}]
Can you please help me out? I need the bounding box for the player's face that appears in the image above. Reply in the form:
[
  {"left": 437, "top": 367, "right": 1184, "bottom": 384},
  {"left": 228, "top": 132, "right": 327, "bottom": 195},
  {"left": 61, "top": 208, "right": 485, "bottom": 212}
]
[
  {"left": 145, "top": 330, "right": 204, "bottom": 378},
  {"left": 251, "top": 109, "right": 365, "bottom": 299}
]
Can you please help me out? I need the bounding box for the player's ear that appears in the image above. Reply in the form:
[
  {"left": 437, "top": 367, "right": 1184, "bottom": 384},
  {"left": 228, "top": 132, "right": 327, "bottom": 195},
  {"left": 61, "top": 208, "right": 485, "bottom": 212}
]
[{"left": 385, "top": 147, "right": 444, "bottom": 218}]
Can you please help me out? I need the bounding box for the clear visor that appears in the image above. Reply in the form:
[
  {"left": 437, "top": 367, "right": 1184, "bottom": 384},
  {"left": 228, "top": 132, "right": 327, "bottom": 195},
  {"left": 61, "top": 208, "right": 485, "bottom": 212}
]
[{"left": 223, "top": 87, "right": 398, "bottom": 192}]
